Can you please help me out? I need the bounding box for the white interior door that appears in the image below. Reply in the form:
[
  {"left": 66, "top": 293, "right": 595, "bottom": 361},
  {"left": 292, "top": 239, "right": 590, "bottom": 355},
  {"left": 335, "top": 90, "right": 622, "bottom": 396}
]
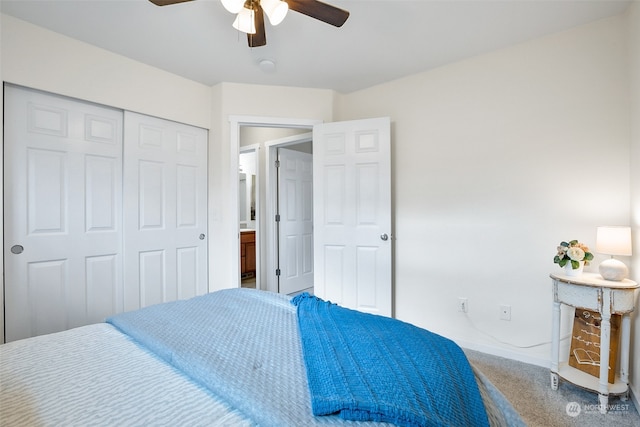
[
  {"left": 313, "top": 117, "right": 392, "bottom": 316},
  {"left": 277, "top": 148, "right": 313, "bottom": 295},
  {"left": 123, "top": 112, "right": 208, "bottom": 311},
  {"left": 4, "top": 85, "right": 124, "bottom": 342}
]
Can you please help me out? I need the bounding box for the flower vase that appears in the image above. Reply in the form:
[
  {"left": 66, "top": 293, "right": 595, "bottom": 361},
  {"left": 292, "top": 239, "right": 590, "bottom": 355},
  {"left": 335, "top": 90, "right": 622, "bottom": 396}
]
[{"left": 564, "top": 261, "right": 584, "bottom": 277}]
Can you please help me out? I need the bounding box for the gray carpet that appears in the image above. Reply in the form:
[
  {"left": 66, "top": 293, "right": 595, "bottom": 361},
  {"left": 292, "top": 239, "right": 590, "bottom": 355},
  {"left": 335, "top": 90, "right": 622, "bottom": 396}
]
[{"left": 465, "top": 349, "right": 640, "bottom": 426}]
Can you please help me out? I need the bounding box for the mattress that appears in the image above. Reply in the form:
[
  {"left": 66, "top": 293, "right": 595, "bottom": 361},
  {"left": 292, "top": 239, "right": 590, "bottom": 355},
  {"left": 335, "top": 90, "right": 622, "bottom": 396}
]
[{"left": 0, "top": 322, "right": 253, "bottom": 426}]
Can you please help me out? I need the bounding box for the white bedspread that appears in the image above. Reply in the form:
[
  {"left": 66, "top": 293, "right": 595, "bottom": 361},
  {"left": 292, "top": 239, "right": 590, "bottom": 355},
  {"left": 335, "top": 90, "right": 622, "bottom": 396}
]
[{"left": 0, "top": 323, "right": 253, "bottom": 427}]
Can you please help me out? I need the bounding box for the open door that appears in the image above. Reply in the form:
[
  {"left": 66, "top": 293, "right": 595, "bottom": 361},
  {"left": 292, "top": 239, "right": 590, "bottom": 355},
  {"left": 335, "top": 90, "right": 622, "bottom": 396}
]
[
  {"left": 313, "top": 117, "right": 392, "bottom": 317},
  {"left": 277, "top": 147, "right": 314, "bottom": 295}
]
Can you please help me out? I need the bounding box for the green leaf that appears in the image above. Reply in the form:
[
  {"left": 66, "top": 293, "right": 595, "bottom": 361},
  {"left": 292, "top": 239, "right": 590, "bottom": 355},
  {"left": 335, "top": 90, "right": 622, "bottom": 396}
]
[
  {"left": 584, "top": 252, "right": 594, "bottom": 261},
  {"left": 568, "top": 240, "right": 578, "bottom": 246},
  {"left": 559, "top": 259, "right": 567, "bottom": 267},
  {"left": 571, "top": 260, "right": 579, "bottom": 269},
  {"left": 560, "top": 241, "right": 570, "bottom": 247},
  {"left": 554, "top": 255, "right": 561, "bottom": 263}
]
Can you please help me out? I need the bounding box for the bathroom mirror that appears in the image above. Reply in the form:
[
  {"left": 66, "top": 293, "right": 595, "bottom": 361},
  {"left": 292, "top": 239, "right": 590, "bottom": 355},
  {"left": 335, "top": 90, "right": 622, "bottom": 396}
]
[{"left": 239, "top": 152, "right": 257, "bottom": 229}]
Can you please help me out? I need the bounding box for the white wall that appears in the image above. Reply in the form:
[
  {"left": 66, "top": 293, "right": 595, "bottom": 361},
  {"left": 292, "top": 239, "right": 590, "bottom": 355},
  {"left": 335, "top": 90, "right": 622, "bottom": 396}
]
[
  {"left": 0, "top": 15, "right": 212, "bottom": 128},
  {"left": 240, "top": 126, "right": 308, "bottom": 147},
  {"left": 626, "top": 0, "right": 640, "bottom": 406},
  {"left": 336, "top": 15, "right": 631, "bottom": 366}
]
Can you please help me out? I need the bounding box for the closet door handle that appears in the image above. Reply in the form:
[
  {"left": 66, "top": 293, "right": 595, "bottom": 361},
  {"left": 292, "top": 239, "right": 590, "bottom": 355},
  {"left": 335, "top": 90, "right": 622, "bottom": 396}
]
[
  {"left": 199, "top": 234, "right": 206, "bottom": 240},
  {"left": 11, "top": 245, "right": 24, "bottom": 254}
]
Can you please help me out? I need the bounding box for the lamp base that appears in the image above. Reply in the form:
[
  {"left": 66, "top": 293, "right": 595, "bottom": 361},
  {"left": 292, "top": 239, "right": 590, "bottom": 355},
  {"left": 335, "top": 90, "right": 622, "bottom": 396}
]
[{"left": 598, "top": 258, "right": 629, "bottom": 281}]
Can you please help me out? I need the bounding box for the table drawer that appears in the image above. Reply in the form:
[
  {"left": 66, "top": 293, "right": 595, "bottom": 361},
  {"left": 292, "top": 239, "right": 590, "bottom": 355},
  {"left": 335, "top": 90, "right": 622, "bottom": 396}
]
[
  {"left": 556, "top": 282, "right": 638, "bottom": 314},
  {"left": 610, "top": 289, "right": 638, "bottom": 313},
  {"left": 556, "top": 282, "right": 599, "bottom": 311}
]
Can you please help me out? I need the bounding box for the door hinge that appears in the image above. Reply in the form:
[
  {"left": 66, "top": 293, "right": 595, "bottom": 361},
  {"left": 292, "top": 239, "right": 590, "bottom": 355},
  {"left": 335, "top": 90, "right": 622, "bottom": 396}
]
[
  {"left": 275, "top": 214, "right": 280, "bottom": 222},
  {"left": 275, "top": 159, "right": 280, "bottom": 168},
  {"left": 276, "top": 268, "right": 281, "bottom": 276}
]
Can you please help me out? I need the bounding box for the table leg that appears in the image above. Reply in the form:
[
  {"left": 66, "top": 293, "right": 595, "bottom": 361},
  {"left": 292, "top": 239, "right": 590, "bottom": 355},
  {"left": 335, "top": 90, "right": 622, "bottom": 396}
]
[
  {"left": 598, "top": 294, "right": 612, "bottom": 414},
  {"left": 550, "top": 372, "right": 559, "bottom": 390},
  {"left": 599, "top": 393, "right": 609, "bottom": 414},
  {"left": 619, "top": 314, "right": 631, "bottom": 401},
  {"left": 550, "top": 299, "right": 561, "bottom": 390}
]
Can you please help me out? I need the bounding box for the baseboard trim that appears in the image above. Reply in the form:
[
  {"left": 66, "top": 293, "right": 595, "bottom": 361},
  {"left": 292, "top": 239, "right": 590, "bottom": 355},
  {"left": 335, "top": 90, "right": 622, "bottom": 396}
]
[
  {"left": 631, "top": 383, "right": 639, "bottom": 412},
  {"left": 455, "top": 338, "right": 549, "bottom": 368}
]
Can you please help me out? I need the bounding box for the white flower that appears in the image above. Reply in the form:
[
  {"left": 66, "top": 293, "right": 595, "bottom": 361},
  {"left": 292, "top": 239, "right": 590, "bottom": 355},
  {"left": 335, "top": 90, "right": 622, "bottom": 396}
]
[{"left": 567, "top": 247, "right": 585, "bottom": 261}]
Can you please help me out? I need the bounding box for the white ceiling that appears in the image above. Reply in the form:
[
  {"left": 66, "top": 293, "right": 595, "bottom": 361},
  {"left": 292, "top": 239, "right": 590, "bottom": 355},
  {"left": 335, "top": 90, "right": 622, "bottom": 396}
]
[{"left": 1, "top": 0, "right": 632, "bottom": 93}]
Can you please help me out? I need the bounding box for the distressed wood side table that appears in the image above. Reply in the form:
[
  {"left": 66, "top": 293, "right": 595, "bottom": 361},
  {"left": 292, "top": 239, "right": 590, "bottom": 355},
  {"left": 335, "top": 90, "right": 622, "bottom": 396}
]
[{"left": 550, "top": 272, "right": 638, "bottom": 414}]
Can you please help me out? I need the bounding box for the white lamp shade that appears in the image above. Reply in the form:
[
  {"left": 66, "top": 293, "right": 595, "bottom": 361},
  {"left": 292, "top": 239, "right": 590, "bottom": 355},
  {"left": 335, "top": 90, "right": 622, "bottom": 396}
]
[
  {"left": 221, "top": 0, "right": 245, "bottom": 14},
  {"left": 232, "top": 6, "right": 256, "bottom": 34},
  {"left": 596, "top": 226, "right": 632, "bottom": 256},
  {"left": 261, "top": 0, "right": 288, "bottom": 25}
]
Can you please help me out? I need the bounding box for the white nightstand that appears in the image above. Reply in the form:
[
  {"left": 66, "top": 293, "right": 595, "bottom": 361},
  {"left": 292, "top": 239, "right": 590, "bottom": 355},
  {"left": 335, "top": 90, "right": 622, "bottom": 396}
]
[{"left": 550, "top": 272, "right": 638, "bottom": 413}]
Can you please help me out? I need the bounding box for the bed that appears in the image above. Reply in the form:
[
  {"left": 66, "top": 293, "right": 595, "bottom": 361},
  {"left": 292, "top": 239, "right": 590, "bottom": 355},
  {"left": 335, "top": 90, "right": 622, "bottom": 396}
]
[{"left": 1, "top": 288, "right": 525, "bottom": 426}]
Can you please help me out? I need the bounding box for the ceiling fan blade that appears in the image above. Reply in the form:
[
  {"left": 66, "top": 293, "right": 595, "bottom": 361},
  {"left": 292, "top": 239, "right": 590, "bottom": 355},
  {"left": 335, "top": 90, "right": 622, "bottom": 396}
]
[
  {"left": 248, "top": 3, "right": 267, "bottom": 47},
  {"left": 286, "top": 0, "right": 349, "bottom": 27},
  {"left": 148, "top": 0, "right": 194, "bottom": 6}
]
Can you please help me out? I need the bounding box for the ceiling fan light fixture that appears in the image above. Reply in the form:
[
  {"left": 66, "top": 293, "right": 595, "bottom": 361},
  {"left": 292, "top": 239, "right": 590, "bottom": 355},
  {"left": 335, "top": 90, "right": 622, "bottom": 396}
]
[
  {"left": 261, "top": 0, "right": 288, "bottom": 26},
  {"left": 221, "top": 0, "right": 245, "bottom": 14},
  {"left": 153, "top": 0, "right": 350, "bottom": 47},
  {"left": 232, "top": 6, "right": 256, "bottom": 34}
]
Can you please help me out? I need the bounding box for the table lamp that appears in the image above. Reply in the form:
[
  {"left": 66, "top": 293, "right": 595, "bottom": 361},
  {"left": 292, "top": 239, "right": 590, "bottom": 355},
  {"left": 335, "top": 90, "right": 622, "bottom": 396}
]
[{"left": 596, "top": 226, "right": 632, "bottom": 281}]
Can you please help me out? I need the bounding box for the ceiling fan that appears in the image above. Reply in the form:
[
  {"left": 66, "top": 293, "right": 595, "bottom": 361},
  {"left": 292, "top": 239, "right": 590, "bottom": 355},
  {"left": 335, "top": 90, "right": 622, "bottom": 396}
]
[{"left": 149, "top": 0, "right": 350, "bottom": 48}]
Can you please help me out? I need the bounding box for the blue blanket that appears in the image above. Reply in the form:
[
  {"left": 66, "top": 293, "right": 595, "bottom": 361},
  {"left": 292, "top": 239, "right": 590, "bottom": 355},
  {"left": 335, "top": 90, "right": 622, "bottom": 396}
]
[
  {"left": 291, "top": 293, "right": 490, "bottom": 427},
  {"left": 106, "top": 288, "right": 393, "bottom": 426}
]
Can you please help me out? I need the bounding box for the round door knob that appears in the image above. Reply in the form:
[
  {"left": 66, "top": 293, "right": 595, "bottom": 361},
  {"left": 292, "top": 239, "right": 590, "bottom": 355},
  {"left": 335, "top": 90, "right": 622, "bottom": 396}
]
[
  {"left": 11, "top": 245, "right": 24, "bottom": 254},
  {"left": 380, "top": 233, "right": 388, "bottom": 241},
  {"left": 199, "top": 234, "right": 206, "bottom": 240}
]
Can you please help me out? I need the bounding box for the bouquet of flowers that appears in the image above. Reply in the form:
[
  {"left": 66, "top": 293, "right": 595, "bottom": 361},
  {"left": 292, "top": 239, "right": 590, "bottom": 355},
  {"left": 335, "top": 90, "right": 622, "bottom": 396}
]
[{"left": 554, "top": 240, "right": 594, "bottom": 269}]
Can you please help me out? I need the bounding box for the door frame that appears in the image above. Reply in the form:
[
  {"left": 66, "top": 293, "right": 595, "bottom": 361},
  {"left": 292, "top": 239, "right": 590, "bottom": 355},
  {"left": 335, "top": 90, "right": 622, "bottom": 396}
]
[
  {"left": 229, "top": 116, "right": 321, "bottom": 290},
  {"left": 265, "top": 132, "right": 313, "bottom": 294}
]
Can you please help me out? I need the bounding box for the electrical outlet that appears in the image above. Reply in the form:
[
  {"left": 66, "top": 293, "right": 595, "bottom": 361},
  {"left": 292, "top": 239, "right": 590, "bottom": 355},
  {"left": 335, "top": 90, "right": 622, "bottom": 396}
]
[
  {"left": 458, "top": 298, "right": 468, "bottom": 313},
  {"left": 500, "top": 305, "right": 511, "bottom": 321}
]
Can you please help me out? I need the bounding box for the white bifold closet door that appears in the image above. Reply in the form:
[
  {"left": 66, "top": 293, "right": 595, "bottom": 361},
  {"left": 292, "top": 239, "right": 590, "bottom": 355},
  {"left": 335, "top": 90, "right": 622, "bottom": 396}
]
[{"left": 3, "top": 85, "right": 208, "bottom": 342}]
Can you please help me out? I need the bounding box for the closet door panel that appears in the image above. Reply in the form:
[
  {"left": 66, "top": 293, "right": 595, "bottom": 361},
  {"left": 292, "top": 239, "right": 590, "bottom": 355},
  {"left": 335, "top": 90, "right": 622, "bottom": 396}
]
[
  {"left": 123, "top": 112, "right": 208, "bottom": 312},
  {"left": 85, "top": 154, "right": 119, "bottom": 232},
  {"left": 4, "top": 85, "right": 124, "bottom": 342},
  {"left": 138, "top": 160, "right": 166, "bottom": 229}
]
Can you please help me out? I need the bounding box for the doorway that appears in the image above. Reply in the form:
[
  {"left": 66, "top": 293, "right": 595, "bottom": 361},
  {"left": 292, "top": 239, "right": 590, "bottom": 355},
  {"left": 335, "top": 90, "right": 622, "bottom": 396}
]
[
  {"left": 231, "top": 115, "right": 392, "bottom": 315},
  {"left": 231, "top": 116, "right": 320, "bottom": 294}
]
